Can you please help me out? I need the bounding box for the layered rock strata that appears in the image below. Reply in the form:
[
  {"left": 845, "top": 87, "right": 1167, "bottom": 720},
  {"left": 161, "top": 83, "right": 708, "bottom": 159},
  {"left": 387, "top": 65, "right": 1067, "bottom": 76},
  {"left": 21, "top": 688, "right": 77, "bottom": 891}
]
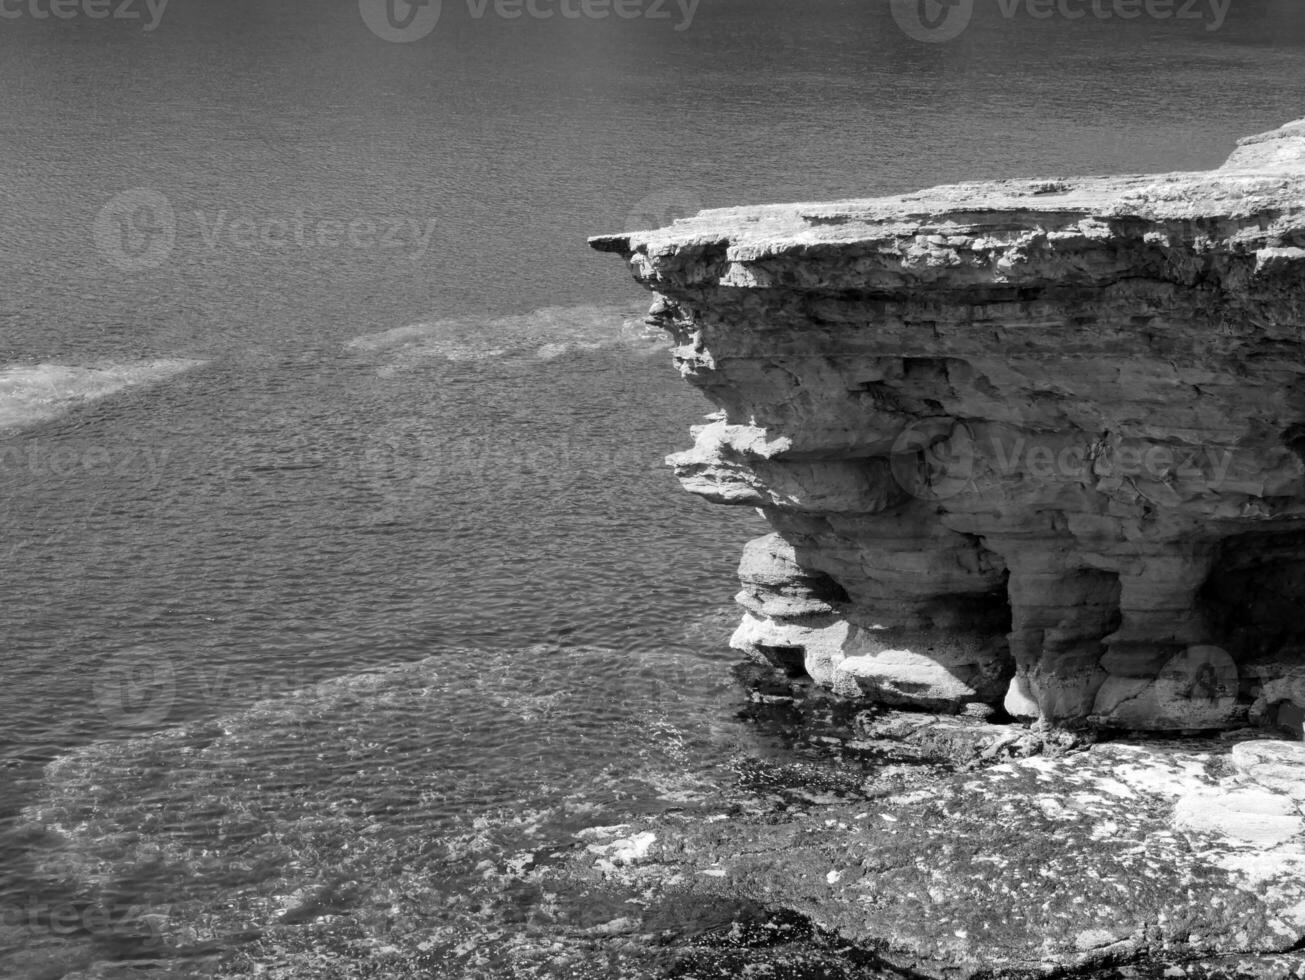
[{"left": 593, "top": 118, "right": 1305, "bottom": 733}]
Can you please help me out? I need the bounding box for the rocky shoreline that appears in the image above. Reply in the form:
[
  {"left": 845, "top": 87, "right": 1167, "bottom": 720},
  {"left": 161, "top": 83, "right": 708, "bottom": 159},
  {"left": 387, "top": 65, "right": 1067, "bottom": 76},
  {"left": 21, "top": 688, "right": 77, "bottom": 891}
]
[
  {"left": 527, "top": 673, "right": 1305, "bottom": 979},
  {"left": 590, "top": 118, "right": 1305, "bottom": 974},
  {"left": 337, "top": 663, "right": 1305, "bottom": 979},
  {"left": 14, "top": 658, "right": 1305, "bottom": 978},
  {"left": 555, "top": 682, "right": 1305, "bottom": 978},
  {"left": 592, "top": 117, "right": 1305, "bottom": 737}
]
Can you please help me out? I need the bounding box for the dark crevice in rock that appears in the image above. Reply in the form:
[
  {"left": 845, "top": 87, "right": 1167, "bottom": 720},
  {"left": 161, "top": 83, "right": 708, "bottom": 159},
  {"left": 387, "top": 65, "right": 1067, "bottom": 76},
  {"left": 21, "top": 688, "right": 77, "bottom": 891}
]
[
  {"left": 1268, "top": 699, "right": 1305, "bottom": 739},
  {"left": 1202, "top": 531, "right": 1305, "bottom": 658},
  {"left": 1282, "top": 424, "right": 1305, "bottom": 465},
  {"left": 755, "top": 644, "right": 808, "bottom": 679}
]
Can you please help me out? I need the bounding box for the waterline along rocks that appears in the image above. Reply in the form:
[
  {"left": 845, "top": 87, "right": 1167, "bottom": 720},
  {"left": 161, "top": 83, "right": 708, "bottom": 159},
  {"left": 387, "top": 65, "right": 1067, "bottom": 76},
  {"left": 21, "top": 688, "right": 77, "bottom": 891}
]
[{"left": 593, "top": 118, "right": 1305, "bottom": 735}]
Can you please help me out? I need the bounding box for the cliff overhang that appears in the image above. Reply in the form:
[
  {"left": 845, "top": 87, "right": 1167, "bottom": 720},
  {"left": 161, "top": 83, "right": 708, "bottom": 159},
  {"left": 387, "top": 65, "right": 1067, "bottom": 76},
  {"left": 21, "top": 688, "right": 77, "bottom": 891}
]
[{"left": 593, "top": 118, "right": 1305, "bottom": 736}]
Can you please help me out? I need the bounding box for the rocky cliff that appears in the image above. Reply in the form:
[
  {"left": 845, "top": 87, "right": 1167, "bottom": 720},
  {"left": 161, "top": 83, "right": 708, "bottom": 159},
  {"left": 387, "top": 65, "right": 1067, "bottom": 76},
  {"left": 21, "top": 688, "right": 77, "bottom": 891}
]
[{"left": 593, "top": 118, "right": 1305, "bottom": 735}]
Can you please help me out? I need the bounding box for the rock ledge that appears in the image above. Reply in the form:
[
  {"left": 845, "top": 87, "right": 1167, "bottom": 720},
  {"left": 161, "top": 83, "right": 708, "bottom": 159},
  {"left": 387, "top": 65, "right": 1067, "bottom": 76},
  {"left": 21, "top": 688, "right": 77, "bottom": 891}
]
[{"left": 593, "top": 117, "right": 1305, "bottom": 734}]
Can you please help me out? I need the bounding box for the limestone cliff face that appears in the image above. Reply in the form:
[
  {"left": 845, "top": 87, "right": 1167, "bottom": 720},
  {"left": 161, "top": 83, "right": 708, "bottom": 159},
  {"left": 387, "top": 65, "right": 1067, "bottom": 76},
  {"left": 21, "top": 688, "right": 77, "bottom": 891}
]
[{"left": 593, "top": 119, "right": 1305, "bottom": 734}]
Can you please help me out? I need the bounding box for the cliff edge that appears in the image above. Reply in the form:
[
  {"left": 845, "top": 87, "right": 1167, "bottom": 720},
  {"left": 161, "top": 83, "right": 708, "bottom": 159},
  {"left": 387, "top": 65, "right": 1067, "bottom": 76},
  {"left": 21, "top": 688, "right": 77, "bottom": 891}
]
[{"left": 593, "top": 118, "right": 1305, "bottom": 735}]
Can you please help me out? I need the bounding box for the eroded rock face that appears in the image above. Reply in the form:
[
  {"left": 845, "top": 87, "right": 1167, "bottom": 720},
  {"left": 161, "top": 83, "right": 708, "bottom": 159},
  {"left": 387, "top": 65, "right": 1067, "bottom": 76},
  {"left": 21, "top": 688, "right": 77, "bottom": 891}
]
[{"left": 593, "top": 118, "right": 1305, "bottom": 734}]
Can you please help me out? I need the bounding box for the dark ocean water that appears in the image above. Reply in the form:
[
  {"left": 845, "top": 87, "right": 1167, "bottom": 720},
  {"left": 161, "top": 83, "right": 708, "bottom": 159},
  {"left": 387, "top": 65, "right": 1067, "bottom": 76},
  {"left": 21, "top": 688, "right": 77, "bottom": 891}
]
[{"left": 1, "top": 0, "right": 1304, "bottom": 975}]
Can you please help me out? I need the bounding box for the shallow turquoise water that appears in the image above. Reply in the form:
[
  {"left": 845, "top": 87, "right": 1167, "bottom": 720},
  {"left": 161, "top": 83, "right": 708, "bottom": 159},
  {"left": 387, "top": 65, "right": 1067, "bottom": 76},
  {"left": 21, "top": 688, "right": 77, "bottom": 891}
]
[{"left": 2, "top": 1, "right": 1305, "bottom": 974}]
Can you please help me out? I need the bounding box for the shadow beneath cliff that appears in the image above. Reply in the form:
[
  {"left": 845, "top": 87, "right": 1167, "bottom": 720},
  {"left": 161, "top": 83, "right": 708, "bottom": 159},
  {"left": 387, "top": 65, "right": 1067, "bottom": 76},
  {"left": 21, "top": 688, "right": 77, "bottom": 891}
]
[
  {"left": 1201, "top": 530, "right": 1305, "bottom": 738},
  {"left": 728, "top": 660, "right": 1052, "bottom": 792}
]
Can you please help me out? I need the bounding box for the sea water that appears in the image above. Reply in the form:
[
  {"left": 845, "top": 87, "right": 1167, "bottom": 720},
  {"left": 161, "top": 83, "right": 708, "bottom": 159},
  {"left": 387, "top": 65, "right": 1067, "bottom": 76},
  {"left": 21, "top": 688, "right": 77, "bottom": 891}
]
[{"left": 2, "top": 0, "right": 1304, "bottom": 974}]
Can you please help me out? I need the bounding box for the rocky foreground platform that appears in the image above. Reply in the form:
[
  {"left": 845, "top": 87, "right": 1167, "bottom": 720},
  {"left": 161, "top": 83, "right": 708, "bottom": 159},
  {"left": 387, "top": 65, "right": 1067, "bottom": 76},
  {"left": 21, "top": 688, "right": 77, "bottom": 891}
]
[
  {"left": 593, "top": 117, "right": 1305, "bottom": 735},
  {"left": 556, "top": 724, "right": 1305, "bottom": 978}
]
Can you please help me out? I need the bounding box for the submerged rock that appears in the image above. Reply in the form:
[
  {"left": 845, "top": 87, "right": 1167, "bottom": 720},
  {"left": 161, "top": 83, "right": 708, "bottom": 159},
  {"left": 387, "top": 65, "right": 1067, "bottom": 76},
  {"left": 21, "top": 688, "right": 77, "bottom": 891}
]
[{"left": 593, "top": 117, "right": 1305, "bottom": 734}]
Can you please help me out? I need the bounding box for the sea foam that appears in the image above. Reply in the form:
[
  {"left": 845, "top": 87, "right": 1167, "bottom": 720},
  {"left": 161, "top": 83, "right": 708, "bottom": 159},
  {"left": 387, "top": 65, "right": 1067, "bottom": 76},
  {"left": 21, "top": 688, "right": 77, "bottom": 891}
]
[
  {"left": 345, "top": 304, "right": 662, "bottom": 368},
  {"left": 0, "top": 359, "right": 206, "bottom": 431}
]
